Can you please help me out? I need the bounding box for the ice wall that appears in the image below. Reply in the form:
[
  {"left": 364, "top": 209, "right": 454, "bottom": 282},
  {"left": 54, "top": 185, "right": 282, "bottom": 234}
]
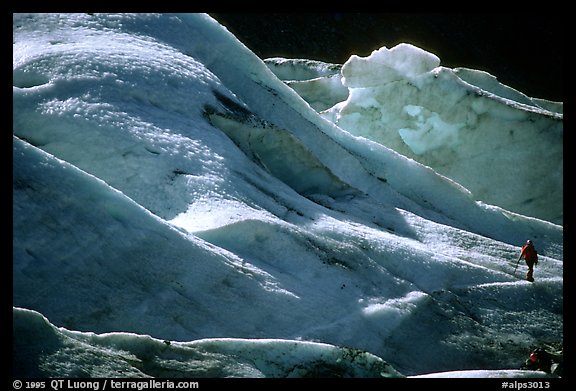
[{"left": 274, "top": 44, "right": 563, "bottom": 224}]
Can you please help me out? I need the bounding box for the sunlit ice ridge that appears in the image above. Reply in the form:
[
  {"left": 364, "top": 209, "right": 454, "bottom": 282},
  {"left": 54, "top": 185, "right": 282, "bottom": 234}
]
[{"left": 13, "top": 13, "right": 562, "bottom": 378}]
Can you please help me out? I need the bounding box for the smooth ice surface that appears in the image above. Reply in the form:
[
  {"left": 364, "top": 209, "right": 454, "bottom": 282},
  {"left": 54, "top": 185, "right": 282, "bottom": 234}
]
[{"left": 13, "top": 13, "right": 562, "bottom": 378}]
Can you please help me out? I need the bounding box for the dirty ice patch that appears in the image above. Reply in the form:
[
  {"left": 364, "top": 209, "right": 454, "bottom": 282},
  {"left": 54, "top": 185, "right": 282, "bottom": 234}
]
[{"left": 410, "top": 369, "right": 553, "bottom": 378}]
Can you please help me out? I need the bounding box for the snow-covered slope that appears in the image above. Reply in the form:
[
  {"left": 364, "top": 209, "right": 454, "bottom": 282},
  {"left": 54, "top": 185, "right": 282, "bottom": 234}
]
[{"left": 13, "top": 13, "right": 562, "bottom": 378}]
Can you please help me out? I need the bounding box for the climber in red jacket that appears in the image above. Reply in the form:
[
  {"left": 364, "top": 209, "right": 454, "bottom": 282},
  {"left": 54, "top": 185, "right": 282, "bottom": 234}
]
[{"left": 518, "top": 240, "right": 538, "bottom": 282}]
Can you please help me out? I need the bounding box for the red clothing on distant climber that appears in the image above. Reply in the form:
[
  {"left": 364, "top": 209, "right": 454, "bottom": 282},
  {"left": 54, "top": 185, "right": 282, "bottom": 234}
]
[{"left": 518, "top": 240, "right": 538, "bottom": 282}]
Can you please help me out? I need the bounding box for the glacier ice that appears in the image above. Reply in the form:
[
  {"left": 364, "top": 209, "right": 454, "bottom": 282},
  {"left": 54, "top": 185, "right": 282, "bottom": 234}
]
[
  {"left": 13, "top": 13, "right": 563, "bottom": 378},
  {"left": 273, "top": 44, "right": 563, "bottom": 224},
  {"left": 13, "top": 307, "right": 403, "bottom": 378}
]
